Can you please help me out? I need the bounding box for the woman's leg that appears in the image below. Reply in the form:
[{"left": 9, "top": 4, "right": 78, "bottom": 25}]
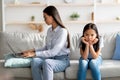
[
  {"left": 42, "top": 57, "right": 70, "bottom": 80},
  {"left": 78, "top": 57, "right": 89, "bottom": 80},
  {"left": 31, "top": 57, "right": 44, "bottom": 80},
  {"left": 89, "top": 56, "right": 102, "bottom": 80}
]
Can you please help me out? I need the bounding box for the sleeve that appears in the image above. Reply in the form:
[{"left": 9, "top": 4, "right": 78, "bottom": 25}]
[
  {"left": 35, "top": 29, "right": 68, "bottom": 58},
  {"left": 99, "top": 36, "right": 104, "bottom": 48},
  {"left": 35, "top": 46, "right": 47, "bottom": 52}
]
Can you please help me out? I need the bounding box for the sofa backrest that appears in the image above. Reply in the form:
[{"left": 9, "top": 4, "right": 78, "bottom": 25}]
[
  {"left": 100, "top": 32, "right": 118, "bottom": 59},
  {"left": 69, "top": 33, "right": 81, "bottom": 60},
  {"left": 0, "top": 32, "right": 46, "bottom": 59},
  {"left": 0, "top": 31, "right": 119, "bottom": 60},
  {"left": 69, "top": 31, "right": 119, "bottom": 60}
]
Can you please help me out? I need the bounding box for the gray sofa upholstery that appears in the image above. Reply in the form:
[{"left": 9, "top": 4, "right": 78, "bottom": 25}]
[{"left": 0, "top": 31, "right": 120, "bottom": 80}]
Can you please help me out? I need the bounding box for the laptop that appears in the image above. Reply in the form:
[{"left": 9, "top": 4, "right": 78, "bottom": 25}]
[{"left": 7, "top": 41, "right": 23, "bottom": 58}]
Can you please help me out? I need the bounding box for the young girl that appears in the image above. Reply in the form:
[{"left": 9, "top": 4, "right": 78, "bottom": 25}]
[
  {"left": 77, "top": 23, "right": 104, "bottom": 80},
  {"left": 21, "top": 5, "right": 70, "bottom": 80}
]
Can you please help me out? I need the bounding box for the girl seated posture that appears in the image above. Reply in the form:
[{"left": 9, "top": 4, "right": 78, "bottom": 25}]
[
  {"left": 77, "top": 23, "right": 104, "bottom": 80},
  {"left": 22, "top": 5, "right": 70, "bottom": 80}
]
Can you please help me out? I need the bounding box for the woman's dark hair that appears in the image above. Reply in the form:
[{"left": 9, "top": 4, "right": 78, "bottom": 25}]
[
  {"left": 81, "top": 23, "right": 100, "bottom": 51},
  {"left": 43, "top": 5, "right": 70, "bottom": 48}
]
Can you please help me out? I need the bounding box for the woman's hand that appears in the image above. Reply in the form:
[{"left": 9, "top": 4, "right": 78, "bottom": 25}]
[
  {"left": 22, "top": 49, "right": 35, "bottom": 54},
  {"left": 81, "top": 37, "right": 89, "bottom": 45},
  {"left": 22, "top": 51, "right": 35, "bottom": 58}
]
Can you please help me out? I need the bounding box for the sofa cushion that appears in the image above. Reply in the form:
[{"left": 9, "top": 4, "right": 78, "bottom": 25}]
[
  {"left": 69, "top": 33, "right": 81, "bottom": 60},
  {"left": 0, "top": 61, "right": 65, "bottom": 79},
  {"left": 100, "top": 32, "right": 118, "bottom": 59},
  {"left": 0, "top": 60, "right": 65, "bottom": 79},
  {"left": 112, "top": 33, "right": 120, "bottom": 60},
  {"left": 100, "top": 60, "right": 120, "bottom": 78},
  {"left": 0, "top": 32, "right": 46, "bottom": 59},
  {"left": 65, "top": 60, "right": 92, "bottom": 79},
  {"left": 65, "top": 60, "right": 120, "bottom": 79},
  {"left": 4, "top": 54, "right": 32, "bottom": 68}
]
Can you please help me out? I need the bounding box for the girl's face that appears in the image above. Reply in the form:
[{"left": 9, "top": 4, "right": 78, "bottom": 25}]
[
  {"left": 84, "top": 29, "right": 97, "bottom": 42},
  {"left": 43, "top": 13, "right": 53, "bottom": 25}
]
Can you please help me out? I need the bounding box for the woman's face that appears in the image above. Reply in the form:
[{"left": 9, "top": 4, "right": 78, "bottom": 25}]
[
  {"left": 43, "top": 13, "right": 53, "bottom": 25},
  {"left": 84, "top": 29, "right": 97, "bottom": 42}
]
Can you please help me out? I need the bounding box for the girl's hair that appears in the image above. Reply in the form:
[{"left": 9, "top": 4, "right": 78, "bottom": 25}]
[
  {"left": 81, "top": 23, "right": 100, "bottom": 51},
  {"left": 43, "top": 5, "right": 70, "bottom": 48}
]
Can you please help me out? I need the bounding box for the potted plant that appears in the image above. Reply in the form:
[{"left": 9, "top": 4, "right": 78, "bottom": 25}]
[
  {"left": 31, "top": 16, "right": 35, "bottom": 21},
  {"left": 70, "top": 12, "right": 80, "bottom": 20},
  {"left": 116, "top": 16, "right": 120, "bottom": 20}
]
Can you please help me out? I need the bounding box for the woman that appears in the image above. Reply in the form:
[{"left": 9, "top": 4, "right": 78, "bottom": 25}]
[{"left": 22, "top": 5, "right": 70, "bottom": 80}]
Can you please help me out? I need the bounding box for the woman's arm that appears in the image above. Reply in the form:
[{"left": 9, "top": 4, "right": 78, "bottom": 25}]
[
  {"left": 22, "top": 28, "right": 68, "bottom": 58},
  {"left": 35, "top": 29, "right": 68, "bottom": 57}
]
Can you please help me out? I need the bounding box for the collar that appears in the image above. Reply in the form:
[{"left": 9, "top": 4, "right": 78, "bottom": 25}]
[{"left": 50, "top": 26, "right": 61, "bottom": 32}]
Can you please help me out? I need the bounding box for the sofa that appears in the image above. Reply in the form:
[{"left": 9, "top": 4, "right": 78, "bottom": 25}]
[{"left": 0, "top": 31, "right": 120, "bottom": 80}]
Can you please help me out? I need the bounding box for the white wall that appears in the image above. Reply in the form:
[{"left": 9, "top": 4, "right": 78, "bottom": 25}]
[
  {"left": 2, "top": 0, "right": 120, "bottom": 35},
  {"left": 0, "top": 0, "right": 2, "bottom": 31}
]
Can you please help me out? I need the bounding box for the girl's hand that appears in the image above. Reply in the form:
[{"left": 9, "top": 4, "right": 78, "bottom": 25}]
[
  {"left": 22, "top": 51, "right": 35, "bottom": 58},
  {"left": 92, "top": 38, "right": 98, "bottom": 44},
  {"left": 89, "top": 38, "right": 98, "bottom": 45},
  {"left": 81, "top": 37, "right": 89, "bottom": 45}
]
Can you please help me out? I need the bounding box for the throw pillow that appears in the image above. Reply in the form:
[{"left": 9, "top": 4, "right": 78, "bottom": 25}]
[
  {"left": 4, "top": 54, "right": 32, "bottom": 68},
  {"left": 112, "top": 34, "right": 120, "bottom": 60}
]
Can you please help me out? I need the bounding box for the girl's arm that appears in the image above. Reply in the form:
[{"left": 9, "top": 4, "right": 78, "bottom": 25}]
[
  {"left": 89, "top": 37, "right": 104, "bottom": 59},
  {"left": 80, "top": 37, "right": 89, "bottom": 59},
  {"left": 80, "top": 45, "right": 89, "bottom": 60},
  {"left": 89, "top": 38, "right": 101, "bottom": 59},
  {"left": 89, "top": 45, "right": 101, "bottom": 59}
]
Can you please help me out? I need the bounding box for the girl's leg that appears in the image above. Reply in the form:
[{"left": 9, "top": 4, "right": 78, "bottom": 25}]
[
  {"left": 89, "top": 56, "right": 102, "bottom": 80},
  {"left": 31, "top": 57, "right": 44, "bottom": 80},
  {"left": 78, "top": 57, "right": 89, "bottom": 80},
  {"left": 42, "top": 56, "right": 70, "bottom": 80}
]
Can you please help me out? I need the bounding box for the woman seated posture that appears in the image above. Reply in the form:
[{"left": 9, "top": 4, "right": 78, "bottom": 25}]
[{"left": 22, "top": 5, "right": 70, "bottom": 80}]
